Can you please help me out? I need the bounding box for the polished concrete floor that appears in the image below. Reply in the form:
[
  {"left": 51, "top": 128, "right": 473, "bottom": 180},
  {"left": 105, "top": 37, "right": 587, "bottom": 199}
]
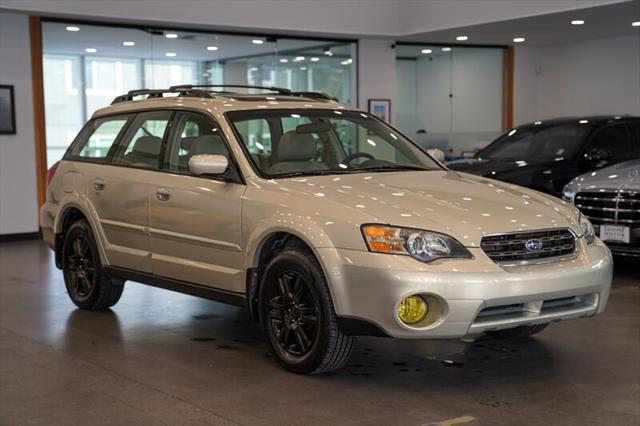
[{"left": 0, "top": 240, "right": 638, "bottom": 426}]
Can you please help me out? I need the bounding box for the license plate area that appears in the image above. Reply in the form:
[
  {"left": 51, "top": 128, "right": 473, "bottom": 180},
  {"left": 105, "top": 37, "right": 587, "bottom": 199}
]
[{"left": 600, "top": 224, "right": 630, "bottom": 243}]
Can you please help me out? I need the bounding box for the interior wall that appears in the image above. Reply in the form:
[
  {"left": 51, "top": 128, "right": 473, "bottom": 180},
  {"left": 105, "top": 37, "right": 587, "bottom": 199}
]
[
  {"left": 357, "top": 39, "right": 396, "bottom": 121},
  {"left": 514, "top": 33, "right": 640, "bottom": 125},
  {"left": 0, "top": 11, "right": 39, "bottom": 235}
]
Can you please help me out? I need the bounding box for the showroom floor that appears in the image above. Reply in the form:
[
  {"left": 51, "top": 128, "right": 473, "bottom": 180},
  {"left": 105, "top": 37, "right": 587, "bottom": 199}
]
[{"left": 1, "top": 240, "right": 638, "bottom": 426}]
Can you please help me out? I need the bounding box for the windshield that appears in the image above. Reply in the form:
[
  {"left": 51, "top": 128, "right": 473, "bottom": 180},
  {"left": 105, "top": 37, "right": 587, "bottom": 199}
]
[
  {"left": 227, "top": 109, "right": 442, "bottom": 177},
  {"left": 478, "top": 124, "right": 591, "bottom": 160}
]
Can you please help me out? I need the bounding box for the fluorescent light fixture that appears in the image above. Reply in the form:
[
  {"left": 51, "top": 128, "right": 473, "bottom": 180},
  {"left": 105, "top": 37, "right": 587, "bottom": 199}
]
[
  {"left": 579, "top": 119, "right": 589, "bottom": 124},
  {"left": 310, "top": 57, "right": 320, "bottom": 62},
  {"left": 66, "top": 26, "right": 80, "bottom": 32},
  {"left": 340, "top": 58, "right": 352, "bottom": 65},
  {"left": 571, "top": 20, "right": 585, "bottom": 25},
  {"left": 421, "top": 48, "right": 432, "bottom": 54},
  {"left": 122, "top": 41, "right": 135, "bottom": 47},
  {"left": 206, "top": 46, "right": 218, "bottom": 51},
  {"left": 165, "top": 33, "right": 178, "bottom": 39},
  {"left": 279, "top": 58, "right": 288, "bottom": 63},
  {"left": 165, "top": 52, "right": 176, "bottom": 57},
  {"left": 633, "top": 21, "right": 640, "bottom": 27},
  {"left": 293, "top": 56, "right": 305, "bottom": 62},
  {"left": 252, "top": 39, "right": 264, "bottom": 44},
  {"left": 456, "top": 35, "right": 468, "bottom": 41},
  {"left": 85, "top": 48, "right": 97, "bottom": 53},
  {"left": 513, "top": 37, "right": 525, "bottom": 43},
  {"left": 442, "top": 47, "right": 451, "bottom": 52}
]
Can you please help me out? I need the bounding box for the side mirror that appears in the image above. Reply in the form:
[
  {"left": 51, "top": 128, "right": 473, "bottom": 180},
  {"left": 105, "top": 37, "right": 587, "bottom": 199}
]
[
  {"left": 584, "top": 148, "right": 611, "bottom": 161},
  {"left": 188, "top": 154, "right": 229, "bottom": 176}
]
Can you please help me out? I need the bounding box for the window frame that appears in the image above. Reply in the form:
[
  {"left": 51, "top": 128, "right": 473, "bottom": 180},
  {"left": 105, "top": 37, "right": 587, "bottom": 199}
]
[{"left": 63, "top": 113, "right": 135, "bottom": 164}]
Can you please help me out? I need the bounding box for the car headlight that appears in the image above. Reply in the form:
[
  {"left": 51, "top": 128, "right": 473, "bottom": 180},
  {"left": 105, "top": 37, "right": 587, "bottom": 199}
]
[
  {"left": 579, "top": 214, "right": 595, "bottom": 245},
  {"left": 361, "top": 225, "right": 472, "bottom": 262}
]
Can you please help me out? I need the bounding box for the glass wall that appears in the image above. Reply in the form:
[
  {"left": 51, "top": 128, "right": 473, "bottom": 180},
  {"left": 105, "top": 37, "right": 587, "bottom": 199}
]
[
  {"left": 42, "top": 21, "right": 357, "bottom": 166},
  {"left": 395, "top": 44, "right": 504, "bottom": 160}
]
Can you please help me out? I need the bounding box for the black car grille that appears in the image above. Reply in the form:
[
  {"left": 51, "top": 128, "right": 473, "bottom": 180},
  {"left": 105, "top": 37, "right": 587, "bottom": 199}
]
[
  {"left": 481, "top": 229, "right": 576, "bottom": 265},
  {"left": 575, "top": 191, "right": 640, "bottom": 226}
]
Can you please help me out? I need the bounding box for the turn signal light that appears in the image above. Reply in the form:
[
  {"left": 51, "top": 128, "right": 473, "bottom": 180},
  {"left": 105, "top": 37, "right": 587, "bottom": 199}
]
[{"left": 398, "top": 295, "right": 428, "bottom": 325}]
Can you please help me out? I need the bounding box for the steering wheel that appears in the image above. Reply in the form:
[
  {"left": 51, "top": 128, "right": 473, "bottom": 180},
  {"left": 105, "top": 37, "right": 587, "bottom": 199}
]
[{"left": 341, "top": 152, "right": 375, "bottom": 165}]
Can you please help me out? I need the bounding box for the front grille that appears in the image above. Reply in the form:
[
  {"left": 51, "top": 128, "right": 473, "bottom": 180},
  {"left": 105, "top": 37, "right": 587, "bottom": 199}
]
[
  {"left": 481, "top": 228, "right": 576, "bottom": 265},
  {"left": 575, "top": 190, "right": 640, "bottom": 225}
]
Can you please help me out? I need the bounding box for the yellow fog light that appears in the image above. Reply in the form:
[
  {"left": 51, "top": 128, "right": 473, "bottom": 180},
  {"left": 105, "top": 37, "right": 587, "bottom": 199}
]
[{"left": 397, "top": 295, "right": 428, "bottom": 325}]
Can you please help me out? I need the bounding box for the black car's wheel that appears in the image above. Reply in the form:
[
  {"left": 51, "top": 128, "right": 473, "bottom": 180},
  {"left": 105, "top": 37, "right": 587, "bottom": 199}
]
[
  {"left": 487, "top": 323, "right": 549, "bottom": 339},
  {"left": 259, "top": 248, "right": 355, "bottom": 374},
  {"left": 62, "top": 220, "right": 124, "bottom": 310}
]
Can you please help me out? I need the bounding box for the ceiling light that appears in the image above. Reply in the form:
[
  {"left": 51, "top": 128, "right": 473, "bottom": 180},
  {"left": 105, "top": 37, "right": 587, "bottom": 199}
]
[
  {"left": 421, "top": 48, "right": 432, "bottom": 54},
  {"left": 65, "top": 26, "right": 80, "bottom": 32},
  {"left": 442, "top": 47, "right": 451, "bottom": 52},
  {"left": 579, "top": 119, "right": 589, "bottom": 124},
  {"left": 300, "top": 66, "right": 308, "bottom": 71},
  {"left": 207, "top": 46, "right": 218, "bottom": 51},
  {"left": 513, "top": 37, "right": 525, "bottom": 43},
  {"left": 340, "top": 58, "right": 352, "bottom": 65},
  {"left": 85, "top": 48, "right": 97, "bottom": 53},
  {"left": 165, "top": 33, "right": 178, "bottom": 39},
  {"left": 279, "top": 58, "right": 288, "bottom": 63},
  {"left": 571, "top": 20, "right": 585, "bottom": 25},
  {"left": 252, "top": 39, "right": 264, "bottom": 45},
  {"left": 324, "top": 49, "right": 333, "bottom": 56},
  {"left": 165, "top": 52, "right": 176, "bottom": 57},
  {"left": 633, "top": 21, "right": 640, "bottom": 27},
  {"left": 123, "top": 41, "right": 135, "bottom": 47},
  {"left": 249, "top": 67, "right": 259, "bottom": 72},
  {"left": 456, "top": 35, "right": 468, "bottom": 41},
  {"left": 310, "top": 57, "right": 320, "bottom": 62},
  {"left": 293, "top": 56, "right": 305, "bottom": 62}
]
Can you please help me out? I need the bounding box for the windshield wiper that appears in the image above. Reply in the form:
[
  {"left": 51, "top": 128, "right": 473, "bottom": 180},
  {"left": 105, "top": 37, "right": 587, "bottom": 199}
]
[
  {"left": 357, "top": 164, "right": 433, "bottom": 172},
  {"left": 272, "top": 169, "right": 362, "bottom": 179}
]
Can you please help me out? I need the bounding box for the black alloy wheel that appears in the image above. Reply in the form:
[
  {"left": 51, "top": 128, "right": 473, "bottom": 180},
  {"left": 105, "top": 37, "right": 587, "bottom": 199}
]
[
  {"left": 64, "top": 234, "right": 96, "bottom": 302},
  {"left": 267, "top": 271, "right": 319, "bottom": 356}
]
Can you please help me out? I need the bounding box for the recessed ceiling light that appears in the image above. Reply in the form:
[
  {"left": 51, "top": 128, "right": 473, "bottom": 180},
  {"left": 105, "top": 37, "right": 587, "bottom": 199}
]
[
  {"left": 324, "top": 49, "right": 333, "bottom": 56},
  {"left": 293, "top": 56, "right": 305, "bottom": 62},
  {"left": 279, "top": 58, "right": 288, "bottom": 63},
  {"left": 252, "top": 39, "right": 264, "bottom": 45},
  {"left": 65, "top": 26, "right": 80, "bottom": 32},
  {"left": 165, "top": 33, "right": 178, "bottom": 39},
  {"left": 513, "top": 37, "right": 525, "bottom": 43},
  {"left": 206, "top": 45, "right": 218, "bottom": 51},
  {"left": 165, "top": 52, "right": 176, "bottom": 57},
  {"left": 300, "top": 66, "right": 308, "bottom": 71},
  {"left": 85, "top": 48, "right": 97, "bottom": 53},
  {"left": 579, "top": 119, "right": 589, "bottom": 124},
  {"left": 571, "top": 20, "right": 585, "bottom": 25},
  {"left": 421, "top": 48, "right": 432, "bottom": 54},
  {"left": 633, "top": 21, "right": 640, "bottom": 27},
  {"left": 456, "top": 35, "right": 468, "bottom": 41},
  {"left": 310, "top": 57, "right": 320, "bottom": 62},
  {"left": 340, "top": 58, "right": 352, "bottom": 65},
  {"left": 442, "top": 47, "right": 451, "bottom": 52},
  {"left": 122, "top": 41, "right": 135, "bottom": 47}
]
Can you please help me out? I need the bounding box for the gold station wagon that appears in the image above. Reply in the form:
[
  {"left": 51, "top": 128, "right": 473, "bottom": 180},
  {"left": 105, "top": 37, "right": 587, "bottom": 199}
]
[{"left": 41, "top": 85, "right": 613, "bottom": 374}]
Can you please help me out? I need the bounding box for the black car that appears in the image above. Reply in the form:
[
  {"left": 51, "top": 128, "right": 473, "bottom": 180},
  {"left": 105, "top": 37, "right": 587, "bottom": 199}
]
[{"left": 447, "top": 116, "right": 640, "bottom": 197}]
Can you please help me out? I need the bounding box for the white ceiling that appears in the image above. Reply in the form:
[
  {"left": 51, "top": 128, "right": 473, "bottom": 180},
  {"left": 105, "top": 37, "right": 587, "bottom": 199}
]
[
  {"left": 398, "top": 1, "right": 640, "bottom": 46},
  {"left": 42, "top": 21, "right": 353, "bottom": 63}
]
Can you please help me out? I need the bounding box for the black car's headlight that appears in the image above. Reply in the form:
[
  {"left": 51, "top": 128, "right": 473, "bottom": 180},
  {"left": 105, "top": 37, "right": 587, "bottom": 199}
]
[
  {"left": 579, "top": 214, "right": 595, "bottom": 245},
  {"left": 361, "top": 225, "right": 472, "bottom": 262}
]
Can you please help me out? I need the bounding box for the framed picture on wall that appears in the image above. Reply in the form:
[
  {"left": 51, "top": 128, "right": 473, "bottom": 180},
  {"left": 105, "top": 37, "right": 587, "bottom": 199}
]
[
  {"left": 368, "top": 99, "right": 391, "bottom": 123},
  {"left": 0, "top": 85, "right": 16, "bottom": 135}
]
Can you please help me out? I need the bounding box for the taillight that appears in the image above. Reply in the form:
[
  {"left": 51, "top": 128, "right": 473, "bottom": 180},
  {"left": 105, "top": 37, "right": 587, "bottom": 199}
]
[{"left": 46, "top": 161, "right": 60, "bottom": 187}]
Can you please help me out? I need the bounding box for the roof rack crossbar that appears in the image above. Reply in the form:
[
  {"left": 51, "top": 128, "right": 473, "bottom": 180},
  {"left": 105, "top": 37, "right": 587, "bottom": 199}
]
[
  {"left": 169, "top": 84, "right": 292, "bottom": 95},
  {"left": 111, "top": 88, "right": 214, "bottom": 104}
]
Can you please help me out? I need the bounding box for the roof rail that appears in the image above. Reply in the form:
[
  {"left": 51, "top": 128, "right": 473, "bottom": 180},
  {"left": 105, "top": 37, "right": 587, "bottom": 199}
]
[
  {"left": 289, "top": 91, "right": 336, "bottom": 102},
  {"left": 169, "top": 84, "right": 292, "bottom": 95},
  {"left": 110, "top": 88, "right": 214, "bottom": 105}
]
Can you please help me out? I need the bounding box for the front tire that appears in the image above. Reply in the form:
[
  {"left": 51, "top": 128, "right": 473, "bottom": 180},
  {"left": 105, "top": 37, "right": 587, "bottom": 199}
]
[
  {"left": 487, "top": 323, "right": 549, "bottom": 339},
  {"left": 259, "top": 248, "right": 355, "bottom": 374},
  {"left": 62, "top": 220, "right": 124, "bottom": 310}
]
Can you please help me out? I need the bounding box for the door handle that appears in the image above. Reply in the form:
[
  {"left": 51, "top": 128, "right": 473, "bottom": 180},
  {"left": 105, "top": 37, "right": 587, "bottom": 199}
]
[
  {"left": 94, "top": 179, "right": 105, "bottom": 191},
  {"left": 156, "top": 188, "right": 171, "bottom": 202}
]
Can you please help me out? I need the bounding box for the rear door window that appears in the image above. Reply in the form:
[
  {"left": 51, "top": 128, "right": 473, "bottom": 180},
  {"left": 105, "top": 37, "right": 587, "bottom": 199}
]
[
  {"left": 67, "top": 116, "right": 130, "bottom": 160},
  {"left": 112, "top": 111, "right": 172, "bottom": 169}
]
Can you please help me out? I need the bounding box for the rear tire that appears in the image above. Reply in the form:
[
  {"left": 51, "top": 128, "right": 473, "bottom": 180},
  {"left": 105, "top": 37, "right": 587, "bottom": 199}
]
[
  {"left": 487, "top": 323, "right": 549, "bottom": 339},
  {"left": 62, "top": 220, "right": 124, "bottom": 310},
  {"left": 259, "top": 248, "right": 355, "bottom": 374}
]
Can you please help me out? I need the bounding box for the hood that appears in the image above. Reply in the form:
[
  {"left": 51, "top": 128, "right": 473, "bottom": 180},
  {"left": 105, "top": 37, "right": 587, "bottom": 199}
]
[
  {"left": 447, "top": 157, "right": 553, "bottom": 178},
  {"left": 566, "top": 159, "right": 640, "bottom": 192},
  {"left": 275, "top": 170, "right": 581, "bottom": 247}
]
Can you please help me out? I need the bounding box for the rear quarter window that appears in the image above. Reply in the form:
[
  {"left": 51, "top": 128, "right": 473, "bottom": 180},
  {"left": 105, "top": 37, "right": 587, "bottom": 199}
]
[{"left": 66, "top": 115, "right": 131, "bottom": 160}]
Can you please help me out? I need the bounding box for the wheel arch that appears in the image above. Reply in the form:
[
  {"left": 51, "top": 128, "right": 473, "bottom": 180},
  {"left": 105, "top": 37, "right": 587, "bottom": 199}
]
[{"left": 54, "top": 201, "right": 109, "bottom": 268}]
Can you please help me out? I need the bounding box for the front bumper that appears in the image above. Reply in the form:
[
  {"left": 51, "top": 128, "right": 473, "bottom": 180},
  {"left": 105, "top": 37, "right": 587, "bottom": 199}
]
[{"left": 318, "top": 239, "right": 613, "bottom": 339}]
